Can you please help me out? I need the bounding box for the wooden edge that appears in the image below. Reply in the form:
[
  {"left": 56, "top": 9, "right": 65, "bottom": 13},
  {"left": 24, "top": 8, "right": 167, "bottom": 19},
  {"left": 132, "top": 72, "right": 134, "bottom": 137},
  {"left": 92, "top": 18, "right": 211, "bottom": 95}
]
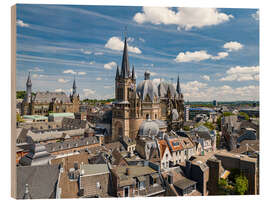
[{"left": 11, "top": 4, "right": 17, "bottom": 199}]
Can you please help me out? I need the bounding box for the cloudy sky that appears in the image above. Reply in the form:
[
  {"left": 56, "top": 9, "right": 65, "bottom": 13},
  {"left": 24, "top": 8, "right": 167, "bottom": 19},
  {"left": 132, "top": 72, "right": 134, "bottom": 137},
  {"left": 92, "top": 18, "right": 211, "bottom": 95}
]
[{"left": 16, "top": 5, "right": 259, "bottom": 101}]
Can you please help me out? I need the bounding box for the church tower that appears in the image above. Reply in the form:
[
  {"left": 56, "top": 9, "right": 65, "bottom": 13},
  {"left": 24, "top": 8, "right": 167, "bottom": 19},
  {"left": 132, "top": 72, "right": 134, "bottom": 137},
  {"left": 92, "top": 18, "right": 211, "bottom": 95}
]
[
  {"left": 22, "top": 72, "right": 32, "bottom": 115},
  {"left": 70, "top": 77, "right": 80, "bottom": 113},
  {"left": 112, "top": 37, "right": 136, "bottom": 141}
]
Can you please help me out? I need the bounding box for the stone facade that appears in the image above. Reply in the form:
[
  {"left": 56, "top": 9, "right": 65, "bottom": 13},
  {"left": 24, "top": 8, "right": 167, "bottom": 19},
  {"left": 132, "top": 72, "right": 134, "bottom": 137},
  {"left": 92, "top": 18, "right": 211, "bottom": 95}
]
[{"left": 21, "top": 74, "right": 80, "bottom": 116}]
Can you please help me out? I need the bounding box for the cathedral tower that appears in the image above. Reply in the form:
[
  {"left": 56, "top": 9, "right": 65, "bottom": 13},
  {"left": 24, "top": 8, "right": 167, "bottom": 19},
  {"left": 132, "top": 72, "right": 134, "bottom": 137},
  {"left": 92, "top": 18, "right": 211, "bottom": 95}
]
[
  {"left": 112, "top": 37, "right": 136, "bottom": 141},
  {"left": 22, "top": 72, "right": 32, "bottom": 115},
  {"left": 70, "top": 77, "right": 80, "bottom": 113}
]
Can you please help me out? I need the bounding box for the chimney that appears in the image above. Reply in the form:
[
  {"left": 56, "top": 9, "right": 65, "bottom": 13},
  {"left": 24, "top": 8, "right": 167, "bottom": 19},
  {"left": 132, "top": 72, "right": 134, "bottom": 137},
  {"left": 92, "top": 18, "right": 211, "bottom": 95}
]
[
  {"left": 125, "top": 168, "right": 130, "bottom": 176},
  {"left": 168, "top": 174, "right": 173, "bottom": 184}
]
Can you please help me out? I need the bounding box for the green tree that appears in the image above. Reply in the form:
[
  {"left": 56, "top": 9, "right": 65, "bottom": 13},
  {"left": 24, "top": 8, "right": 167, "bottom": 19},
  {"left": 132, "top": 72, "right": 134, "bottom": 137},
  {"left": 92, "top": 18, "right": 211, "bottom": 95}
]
[
  {"left": 234, "top": 175, "right": 248, "bottom": 195},
  {"left": 218, "top": 178, "right": 233, "bottom": 195},
  {"left": 183, "top": 125, "right": 190, "bottom": 131},
  {"left": 239, "top": 112, "right": 249, "bottom": 121},
  {"left": 16, "top": 113, "right": 24, "bottom": 122},
  {"left": 223, "top": 112, "right": 234, "bottom": 117},
  {"left": 203, "top": 122, "right": 215, "bottom": 131}
]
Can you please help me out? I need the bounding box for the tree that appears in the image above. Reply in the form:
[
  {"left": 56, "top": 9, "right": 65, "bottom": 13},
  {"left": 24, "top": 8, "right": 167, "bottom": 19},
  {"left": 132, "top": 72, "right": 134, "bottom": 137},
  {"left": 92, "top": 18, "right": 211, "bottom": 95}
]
[
  {"left": 234, "top": 175, "right": 248, "bottom": 195},
  {"left": 218, "top": 178, "right": 233, "bottom": 195},
  {"left": 203, "top": 122, "right": 215, "bottom": 131},
  {"left": 183, "top": 125, "right": 190, "bottom": 131},
  {"left": 239, "top": 112, "right": 249, "bottom": 121},
  {"left": 223, "top": 112, "right": 234, "bottom": 117},
  {"left": 16, "top": 113, "right": 24, "bottom": 122}
]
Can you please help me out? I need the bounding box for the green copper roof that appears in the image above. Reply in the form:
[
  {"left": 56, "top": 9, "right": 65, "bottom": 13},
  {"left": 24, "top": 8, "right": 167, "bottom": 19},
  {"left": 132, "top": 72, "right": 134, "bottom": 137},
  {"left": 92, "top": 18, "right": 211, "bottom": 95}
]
[
  {"left": 22, "top": 115, "right": 48, "bottom": 120},
  {"left": 48, "top": 112, "right": 74, "bottom": 117}
]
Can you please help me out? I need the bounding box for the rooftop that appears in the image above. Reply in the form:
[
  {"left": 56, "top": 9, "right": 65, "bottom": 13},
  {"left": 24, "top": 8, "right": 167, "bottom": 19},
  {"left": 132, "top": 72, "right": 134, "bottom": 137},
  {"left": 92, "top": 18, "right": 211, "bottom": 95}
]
[{"left": 80, "top": 164, "right": 109, "bottom": 176}]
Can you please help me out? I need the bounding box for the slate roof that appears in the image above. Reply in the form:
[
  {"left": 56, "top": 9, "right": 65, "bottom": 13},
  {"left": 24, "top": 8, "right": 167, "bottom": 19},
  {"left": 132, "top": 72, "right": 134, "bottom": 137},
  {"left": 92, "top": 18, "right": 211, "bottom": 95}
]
[
  {"left": 174, "top": 178, "right": 197, "bottom": 190},
  {"left": 16, "top": 165, "right": 60, "bottom": 199},
  {"left": 19, "top": 143, "right": 51, "bottom": 166},
  {"left": 45, "top": 136, "right": 99, "bottom": 153},
  {"left": 158, "top": 81, "right": 178, "bottom": 98},
  {"left": 138, "top": 119, "right": 160, "bottom": 137},
  {"left": 137, "top": 76, "right": 159, "bottom": 102},
  {"left": 33, "top": 91, "right": 71, "bottom": 103}
]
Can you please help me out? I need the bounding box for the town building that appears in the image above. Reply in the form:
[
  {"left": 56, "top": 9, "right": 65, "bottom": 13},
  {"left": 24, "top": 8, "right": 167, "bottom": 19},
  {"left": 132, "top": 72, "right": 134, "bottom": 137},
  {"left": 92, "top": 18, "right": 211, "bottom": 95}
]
[{"left": 21, "top": 73, "right": 80, "bottom": 116}]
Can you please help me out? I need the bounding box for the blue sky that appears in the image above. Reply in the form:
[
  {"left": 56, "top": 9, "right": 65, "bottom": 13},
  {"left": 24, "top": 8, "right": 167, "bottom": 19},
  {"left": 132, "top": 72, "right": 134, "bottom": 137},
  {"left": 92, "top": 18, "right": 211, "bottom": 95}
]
[{"left": 16, "top": 4, "right": 259, "bottom": 101}]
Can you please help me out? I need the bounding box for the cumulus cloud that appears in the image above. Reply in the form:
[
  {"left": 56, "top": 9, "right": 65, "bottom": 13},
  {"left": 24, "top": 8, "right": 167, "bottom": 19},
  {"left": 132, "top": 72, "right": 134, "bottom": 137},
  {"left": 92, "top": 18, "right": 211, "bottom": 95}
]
[
  {"left": 104, "top": 85, "right": 113, "bottom": 89},
  {"left": 58, "top": 78, "right": 69, "bottom": 83},
  {"left": 83, "top": 88, "right": 96, "bottom": 98},
  {"left": 63, "top": 69, "right": 86, "bottom": 75},
  {"left": 32, "top": 74, "right": 46, "bottom": 79},
  {"left": 28, "top": 67, "right": 44, "bottom": 72},
  {"left": 80, "top": 49, "right": 92, "bottom": 55},
  {"left": 181, "top": 81, "right": 258, "bottom": 101},
  {"left": 219, "top": 66, "right": 259, "bottom": 82},
  {"left": 55, "top": 88, "right": 65, "bottom": 92},
  {"left": 174, "top": 50, "right": 228, "bottom": 63},
  {"left": 16, "top": 19, "right": 29, "bottom": 27},
  {"left": 133, "top": 7, "right": 233, "bottom": 30},
  {"left": 211, "top": 52, "right": 229, "bottom": 60},
  {"left": 105, "top": 36, "right": 142, "bottom": 54},
  {"left": 252, "top": 10, "right": 259, "bottom": 21},
  {"left": 78, "top": 71, "right": 86, "bottom": 75},
  {"left": 94, "top": 52, "right": 104, "bottom": 56},
  {"left": 63, "top": 69, "right": 76, "bottom": 74},
  {"left": 139, "top": 38, "right": 145, "bottom": 43},
  {"left": 223, "top": 41, "right": 243, "bottom": 52},
  {"left": 201, "top": 75, "right": 210, "bottom": 81},
  {"left": 104, "top": 61, "right": 117, "bottom": 70}
]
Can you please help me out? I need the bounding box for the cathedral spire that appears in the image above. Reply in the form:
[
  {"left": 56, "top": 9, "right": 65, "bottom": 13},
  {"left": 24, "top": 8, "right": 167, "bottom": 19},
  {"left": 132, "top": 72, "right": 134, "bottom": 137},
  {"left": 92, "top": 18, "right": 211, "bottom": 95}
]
[
  {"left": 176, "top": 74, "right": 181, "bottom": 94},
  {"left": 26, "top": 72, "right": 32, "bottom": 87},
  {"left": 131, "top": 65, "right": 135, "bottom": 80},
  {"left": 116, "top": 65, "right": 120, "bottom": 79},
  {"left": 121, "top": 37, "right": 130, "bottom": 78},
  {"left": 72, "top": 76, "right": 77, "bottom": 95}
]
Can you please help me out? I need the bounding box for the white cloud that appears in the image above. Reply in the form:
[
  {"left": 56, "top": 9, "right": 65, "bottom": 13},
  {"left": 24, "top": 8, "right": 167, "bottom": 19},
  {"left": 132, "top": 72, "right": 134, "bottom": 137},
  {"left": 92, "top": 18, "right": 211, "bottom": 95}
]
[
  {"left": 94, "top": 52, "right": 104, "bottom": 56},
  {"left": 58, "top": 78, "right": 69, "bottom": 83},
  {"left": 105, "top": 36, "right": 142, "bottom": 54},
  {"left": 83, "top": 88, "right": 96, "bottom": 98},
  {"left": 63, "top": 69, "right": 76, "bottom": 74},
  {"left": 252, "top": 10, "right": 259, "bottom": 21},
  {"left": 211, "top": 52, "right": 229, "bottom": 60},
  {"left": 201, "top": 75, "right": 210, "bottom": 81},
  {"left": 32, "top": 74, "right": 47, "bottom": 79},
  {"left": 104, "top": 61, "right": 117, "bottom": 70},
  {"left": 174, "top": 50, "right": 228, "bottom": 63},
  {"left": 220, "top": 66, "right": 259, "bottom": 82},
  {"left": 55, "top": 88, "right": 65, "bottom": 93},
  {"left": 78, "top": 71, "right": 86, "bottom": 75},
  {"left": 104, "top": 85, "right": 113, "bottom": 89},
  {"left": 133, "top": 7, "right": 233, "bottom": 30},
  {"left": 139, "top": 38, "right": 145, "bottom": 43},
  {"left": 16, "top": 19, "right": 29, "bottom": 27},
  {"left": 148, "top": 71, "right": 157, "bottom": 76},
  {"left": 127, "top": 37, "right": 134, "bottom": 42},
  {"left": 96, "top": 77, "right": 102, "bottom": 81},
  {"left": 28, "top": 67, "right": 44, "bottom": 72},
  {"left": 223, "top": 41, "right": 243, "bottom": 52},
  {"left": 181, "top": 81, "right": 259, "bottom": 101},
  {"left": 80, "top": 49, "right": 92, "bottom": 55}
]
